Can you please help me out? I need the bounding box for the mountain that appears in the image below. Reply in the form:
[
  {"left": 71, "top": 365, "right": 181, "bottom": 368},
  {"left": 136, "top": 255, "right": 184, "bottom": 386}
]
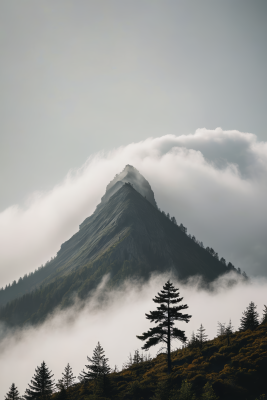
[{"left": 0, "top": 165, "right": 233, "bottom": 326}]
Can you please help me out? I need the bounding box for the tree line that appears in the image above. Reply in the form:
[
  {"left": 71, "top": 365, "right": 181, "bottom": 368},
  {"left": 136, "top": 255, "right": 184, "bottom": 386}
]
[
  {"left": 5, "top": 281, "right": 267, "bottom": 400},
  {"left": 158, "top": 207, "right": 248, "bottom": 278}
]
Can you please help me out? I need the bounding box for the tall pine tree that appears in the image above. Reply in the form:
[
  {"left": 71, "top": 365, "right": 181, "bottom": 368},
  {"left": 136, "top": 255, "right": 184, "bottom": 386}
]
[
  {"left": 24, "top": 361, "right": 54, "bottom": 399},
  {"left": 5, "top": 383, "right": 20, "bottom": 400},
  {"left": 239, "top": 301, "right": 259, "bottom": 331},
  {"left": 137, "top": 280, "right": 191, "bottom": 373}
]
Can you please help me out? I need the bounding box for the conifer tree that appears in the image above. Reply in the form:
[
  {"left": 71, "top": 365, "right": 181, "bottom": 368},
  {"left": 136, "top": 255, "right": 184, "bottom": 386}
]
[
  {"left": 217, "top": 322, "right": 225, "bottom": 337},
  {"left": 57, "top": 363, "right": 76, "bottom": 390},
  {"left": 196, "top": 324, "right": 208, "bottom": 348},
  {"left": 137, "top": 280, "right": 191, "bottom": 373},
  {"left": 261, "top": 305, "right": 267, "bottom": 324},
  {"left": 188, "top": 331, "right": 198, "bottom": 348},
  {"left": 5, "top": 383, "right": 20, "bottom": 400},
  {"left": 239, "top": 301, "right": 259, "bottom": 331},
  {"left": 24, "top": 361, "right": 54, "bottom": 399},
  {"left": 225, "top": 319, "right": 234, "bottom": 345},
  {"left": 79, "top": 341, "right": 111, "bottom": 384}
]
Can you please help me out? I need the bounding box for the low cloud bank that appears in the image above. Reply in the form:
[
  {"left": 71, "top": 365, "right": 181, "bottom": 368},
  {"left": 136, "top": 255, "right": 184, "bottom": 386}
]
[
  {"left": 0, "top": 273, "right": 267, "bottom": 398},
  {"left": 0, "top": 128, "right": 267, "bottom": 286}
]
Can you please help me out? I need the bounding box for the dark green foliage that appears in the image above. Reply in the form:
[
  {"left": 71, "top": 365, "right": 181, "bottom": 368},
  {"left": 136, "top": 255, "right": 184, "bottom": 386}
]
[
  {"left": 137, "top": 280, "right": 191, "bottom": 373},
  {"left": 202, "top": 382, "right": 218, "bottom": 400},
  {"left": 24, "top": 361, "right": 55, "bottom": 399},
  {"left": 55, "top": 385, "right": 67, "bottom": 400},
  {"left": 151, "top": 380, "right": 170, "bottom": 400},
  {"left": 239, "top": 301, "right": 259, "bottom": 331},
  {"left": 170, "top": 380, "right": 196, "bottom": 400},
  {"left": 5, "top": 383, "right": 20, "bottom": 400},
  {"left": 261, "top": 305, "right": 267, "bottom": 324},
  {"left": 188, "top": 331, "right": 199, "bottom": 348}
]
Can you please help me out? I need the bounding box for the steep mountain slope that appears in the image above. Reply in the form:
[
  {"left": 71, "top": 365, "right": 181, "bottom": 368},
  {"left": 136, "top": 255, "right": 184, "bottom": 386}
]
[{"left": 0, "top": 165, "right": 232, "bottom": 325}]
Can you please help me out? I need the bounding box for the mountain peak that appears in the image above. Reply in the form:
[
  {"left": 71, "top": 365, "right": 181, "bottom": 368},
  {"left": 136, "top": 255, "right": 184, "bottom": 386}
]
[{"left": 100, "top": 165, "right": 157, "bottom": 208}]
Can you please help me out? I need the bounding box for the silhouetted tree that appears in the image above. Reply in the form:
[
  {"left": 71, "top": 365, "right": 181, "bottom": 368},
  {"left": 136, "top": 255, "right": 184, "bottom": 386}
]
[
  {"left": 242, "top": 271, "right": 248, "bottom": 279},
  {"left": 24, "top": 361, "right": 54, "bottom": 399},
  {"left": 188, "top": 331, "right": 198, "bottom": 348},
  {"left": 57, "top": 363, "right": 76, "bottom": 390},
  {"left": 137, "top": 280, "right": 191, "bottom": 373},
  {"left": 196, "top": 324, "right": 208, "bottom": 348},
  {"left": 179, "top": 224, "right": 187, "bottom": 234},
  {"left": 79, "top": 342, "right": 111, "bottom": 397},
  {"left": 239, "top": 301, "right": 259, "bottom": 331},
  {"left": 225, "top": 319, "right": 234, "bottom": 345},
  {"left": 227, "top": 262, "right": 235, "bottom": 270},
  {"left": 5, "top": 383, "right": 20, "bottom": 400},
  {"left": 217, "top": 322, "right": 225, "bottom": 337},
  {"left": 262, "top": 305, "right": 267, "bottom": 324},
  {"left": 217, "top": 320, "right": 233, "bottom": 345},
  {"left": 133, "top": 349, "right": 143, "bottom": 364},
  {"left": 171, "top": 216, "right": 177, "bottom": 225},
  {"left": 79, "top": 342, "right": 110, "bottom": 381},
  {"left": 122, "top": 352, "right": 133, "bottom": 369}
]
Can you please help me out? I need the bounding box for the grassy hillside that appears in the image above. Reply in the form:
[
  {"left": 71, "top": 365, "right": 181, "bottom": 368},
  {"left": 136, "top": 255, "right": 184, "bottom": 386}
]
[{"left": 61, "top": 323, "right": 267, "bottom": 400}]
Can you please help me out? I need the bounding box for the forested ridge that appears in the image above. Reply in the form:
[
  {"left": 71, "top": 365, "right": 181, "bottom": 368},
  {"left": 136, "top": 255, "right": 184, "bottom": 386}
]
[
  {"left": 5, "top": 284, "right": 267, "bottom": 400},
  {"left": 6, "top": 314, "right": 267, "bottom": 399}
]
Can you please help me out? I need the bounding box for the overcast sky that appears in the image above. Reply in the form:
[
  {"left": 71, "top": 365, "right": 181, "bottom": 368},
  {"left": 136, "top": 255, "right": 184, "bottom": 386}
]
[
  {"left": 1, "top": 1, "right": 267, "bottom": 210},
  {"left": 1, "top": 4, "right": 267, "bottom": 396}
]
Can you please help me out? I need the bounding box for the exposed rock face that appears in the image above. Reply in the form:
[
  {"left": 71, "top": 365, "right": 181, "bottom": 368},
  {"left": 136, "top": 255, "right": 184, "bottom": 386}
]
[{"left": 100, "top": 165, "right": 157, "bottom": 208}]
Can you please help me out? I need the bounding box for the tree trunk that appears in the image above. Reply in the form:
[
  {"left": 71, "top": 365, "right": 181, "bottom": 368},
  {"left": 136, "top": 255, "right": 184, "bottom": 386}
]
[{"left": 167, "top": 298, "right": 171, "bottom": 374}]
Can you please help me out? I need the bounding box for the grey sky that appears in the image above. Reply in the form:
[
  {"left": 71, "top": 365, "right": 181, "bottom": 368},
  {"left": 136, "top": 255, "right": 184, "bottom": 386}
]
[{"left": 1, "top": 1, "right": 267, "bottom": 210}]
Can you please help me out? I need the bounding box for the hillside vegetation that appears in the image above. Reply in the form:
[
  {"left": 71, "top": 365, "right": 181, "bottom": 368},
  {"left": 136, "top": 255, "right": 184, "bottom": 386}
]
[{"left": 61, "top": 323, "right": 267, "bottom": 400}]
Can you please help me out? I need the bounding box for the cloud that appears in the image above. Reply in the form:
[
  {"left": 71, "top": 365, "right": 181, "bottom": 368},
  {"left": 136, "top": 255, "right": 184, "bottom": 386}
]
[
  {"left": 0, "top": 128, "right": 267, "bottom": 288},
  {"left": 0, "top": 273, "right": 266, "bottom": 398}
]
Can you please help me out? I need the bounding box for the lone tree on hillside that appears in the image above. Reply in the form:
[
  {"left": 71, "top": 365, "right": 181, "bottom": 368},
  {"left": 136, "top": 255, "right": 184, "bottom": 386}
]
[
  {"left": 5, "top": 383, "right": 20, "bottom": 400},
  {"left": 137, "top": 280, "right": 191, "bottom": 373},
  {"left": 239, "top": 301, "right": 259, "bottom": 331},
  {"left": 24, "top": 361, "right": 54, "bottom": 399}
]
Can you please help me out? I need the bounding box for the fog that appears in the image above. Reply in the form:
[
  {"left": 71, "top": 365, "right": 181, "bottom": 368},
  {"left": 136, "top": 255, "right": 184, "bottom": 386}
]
[
  {"left": 0, "top": 128, "right": 267, "bottom": 288},
  {"left": 1, "top": 273, "right": 267, "bottom": 397}
]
